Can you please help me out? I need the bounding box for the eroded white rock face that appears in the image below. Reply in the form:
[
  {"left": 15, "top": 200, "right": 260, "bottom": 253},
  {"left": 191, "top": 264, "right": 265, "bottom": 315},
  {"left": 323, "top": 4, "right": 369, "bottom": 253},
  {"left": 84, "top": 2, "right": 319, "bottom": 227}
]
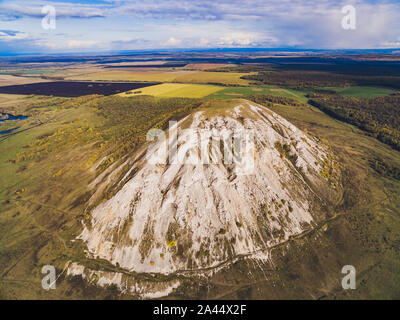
[
  {"left": 76, "top": 102, "right": 335, "bottom": 277},
  {"left": 67, "top": 262, "right": 180, "bottom": 299}
]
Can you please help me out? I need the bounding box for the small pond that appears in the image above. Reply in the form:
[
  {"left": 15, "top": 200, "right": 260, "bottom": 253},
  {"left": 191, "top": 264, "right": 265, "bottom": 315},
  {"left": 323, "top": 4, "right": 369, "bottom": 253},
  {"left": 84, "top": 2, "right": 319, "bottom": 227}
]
[{"left": 0, "top": 113, "right": 29, "bottom": 135}]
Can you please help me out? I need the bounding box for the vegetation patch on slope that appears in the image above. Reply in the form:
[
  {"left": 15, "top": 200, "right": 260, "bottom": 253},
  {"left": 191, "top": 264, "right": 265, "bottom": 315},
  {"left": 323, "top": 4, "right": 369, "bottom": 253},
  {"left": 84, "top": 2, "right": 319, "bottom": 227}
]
[
  {"left": 308, "top": 93, "right": 400, "bottom": 151},
  {"left": 320, "top": 86, "right": 397, "bottom": 98}
]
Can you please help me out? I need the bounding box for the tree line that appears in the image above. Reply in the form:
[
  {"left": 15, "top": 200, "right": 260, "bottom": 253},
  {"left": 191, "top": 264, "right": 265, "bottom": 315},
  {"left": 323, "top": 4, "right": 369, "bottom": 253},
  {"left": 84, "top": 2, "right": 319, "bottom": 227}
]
[{"left": 308, "top": 93, "right": 400, "bottom": 151}]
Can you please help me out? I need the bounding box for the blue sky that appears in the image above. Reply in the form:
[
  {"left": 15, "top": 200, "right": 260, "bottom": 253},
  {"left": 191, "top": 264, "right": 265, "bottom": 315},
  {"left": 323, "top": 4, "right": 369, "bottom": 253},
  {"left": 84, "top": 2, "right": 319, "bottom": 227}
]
[{"left": 1, "top": 0, "right": 400, "bottom": 54}]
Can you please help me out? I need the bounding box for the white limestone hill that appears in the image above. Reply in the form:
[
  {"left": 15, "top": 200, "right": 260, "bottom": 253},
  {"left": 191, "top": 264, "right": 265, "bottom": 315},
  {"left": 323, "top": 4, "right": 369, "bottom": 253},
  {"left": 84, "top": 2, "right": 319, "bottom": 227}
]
[{"left": 68, "top": 99, "right": 342, "bottom": 297}]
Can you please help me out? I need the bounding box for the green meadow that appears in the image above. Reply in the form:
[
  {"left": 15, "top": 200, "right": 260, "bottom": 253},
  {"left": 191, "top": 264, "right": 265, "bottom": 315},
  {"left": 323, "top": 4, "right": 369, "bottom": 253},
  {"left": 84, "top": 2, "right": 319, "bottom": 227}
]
[
  {"left": 206, "top": 86, "right": 308, "bottom": 102},
  {"left": 322, "top": 86, "right": 397, "bottom": 98}
]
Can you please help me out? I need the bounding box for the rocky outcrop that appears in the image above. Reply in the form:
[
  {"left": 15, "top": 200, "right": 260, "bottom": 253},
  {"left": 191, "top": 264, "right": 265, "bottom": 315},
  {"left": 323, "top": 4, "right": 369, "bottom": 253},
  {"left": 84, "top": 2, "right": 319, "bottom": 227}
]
[{"left": 70, "top": 100, "right": 341, "bottom": 297}]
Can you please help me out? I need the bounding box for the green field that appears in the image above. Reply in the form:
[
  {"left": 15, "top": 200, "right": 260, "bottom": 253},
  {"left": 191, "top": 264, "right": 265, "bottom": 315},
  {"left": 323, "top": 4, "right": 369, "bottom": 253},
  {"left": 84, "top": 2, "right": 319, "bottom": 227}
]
[
  {"left": 322, "top": 86, "right": 397, "bottom": 98},
  {"left": 206, "top": 86, "right": 308, "bottom": 102},
  {"left": 207, "top": 85, "right": 397, "bottom": 102},
  {"left": 174, "top": 71, "right": 254, "bottom": 85},
  {"left": 0, "top": 70, "right": 57, "bottom": 75}
]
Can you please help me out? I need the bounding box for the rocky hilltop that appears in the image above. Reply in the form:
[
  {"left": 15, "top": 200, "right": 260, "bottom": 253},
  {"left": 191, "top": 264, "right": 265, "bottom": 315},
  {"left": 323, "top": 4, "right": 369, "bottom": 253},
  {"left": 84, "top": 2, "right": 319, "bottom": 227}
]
[{"left": 68, "top": 99, "right": 342, "bottom": 297}]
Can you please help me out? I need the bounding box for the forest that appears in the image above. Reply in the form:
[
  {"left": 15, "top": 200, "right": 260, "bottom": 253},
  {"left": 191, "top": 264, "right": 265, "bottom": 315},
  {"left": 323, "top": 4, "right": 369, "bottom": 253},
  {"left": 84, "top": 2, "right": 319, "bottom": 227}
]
[
  {"left": 17, "top": 95, "right": 203, "bottom": 175},
  {"left": 242, "top": 70, "right": 400, "bottom": 89},
  {"left": 247, "top": 93, "right": 306, "bottom": 107},
  {"left": 308, "top": 93, "right": 400, "bottom": 151},
  {"left": 213, "top": 62, "right": 400, "bottom": 89}
]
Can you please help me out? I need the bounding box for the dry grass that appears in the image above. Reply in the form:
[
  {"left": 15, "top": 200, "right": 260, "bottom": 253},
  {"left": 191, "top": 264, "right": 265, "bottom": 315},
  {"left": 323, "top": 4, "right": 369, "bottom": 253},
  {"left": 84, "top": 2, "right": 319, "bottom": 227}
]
[
  {"left": 174, "top": 71, "right": 254, "bottom": 85},
  {"left": 67, "top": 70, "right": 196, "bottom": 82},
  {"left": 184, "top": 63, "right": 232, "bottom": 70},
  {"left": 0, "top": 94, "right": 30, "bottom": 106},
  {"left": 0, "top": 75, "right": 49, "bottom": 87}
]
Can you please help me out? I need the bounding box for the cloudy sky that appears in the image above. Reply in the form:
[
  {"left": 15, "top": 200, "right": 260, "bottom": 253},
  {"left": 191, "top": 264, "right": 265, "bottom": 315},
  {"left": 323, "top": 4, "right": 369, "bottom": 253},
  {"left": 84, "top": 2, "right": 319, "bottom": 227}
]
[{"left": 1, "top": 0, "right": 400, "bottom": 54}]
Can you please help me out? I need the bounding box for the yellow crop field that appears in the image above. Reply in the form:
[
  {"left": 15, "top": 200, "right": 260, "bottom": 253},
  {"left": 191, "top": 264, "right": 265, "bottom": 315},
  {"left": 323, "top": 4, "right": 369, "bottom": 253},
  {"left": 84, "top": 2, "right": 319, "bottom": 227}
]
[
  {"left": 120, "top": 83, "right": 224, "bottom": 98},
  {"left": 174, "top": 72, "right": 254, "bottom": 85},
  {"left": 124, "top": 83, "right": 186, "bottom": 96}
]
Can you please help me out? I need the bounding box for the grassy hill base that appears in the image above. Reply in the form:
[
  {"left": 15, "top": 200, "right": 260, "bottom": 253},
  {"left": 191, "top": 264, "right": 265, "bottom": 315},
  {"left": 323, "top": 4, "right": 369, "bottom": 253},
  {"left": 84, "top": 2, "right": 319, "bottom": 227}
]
[{"left": 0, "top": 93, "right": 399, "bottom": 299}]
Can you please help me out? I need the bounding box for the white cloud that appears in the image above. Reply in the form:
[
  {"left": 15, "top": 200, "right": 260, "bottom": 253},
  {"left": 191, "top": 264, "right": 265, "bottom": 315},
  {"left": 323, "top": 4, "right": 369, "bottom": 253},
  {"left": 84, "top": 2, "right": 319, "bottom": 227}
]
[
  {"left": 218, "top": 33, "right": 257, "bottom": 46},
  {"left": 217, "top": 32, "right": 277, "bottom": 47},
  {"left": 380, "top": 41, "right": 400, "bottom": 48},
  {"left": 1, "top": 0, "right": 400, "bottom": 51},
  {"left": 66, "top": 40, "right": 102, "bottom": 49},
  {"left": 199, "top": 38, "right": 210, "bottom": 47},
  {"left": 41, "top": 39, "right": 106, "bottom": 50},
  {"left": 165, "top": 37, "right": 182, "bottom": 46}
]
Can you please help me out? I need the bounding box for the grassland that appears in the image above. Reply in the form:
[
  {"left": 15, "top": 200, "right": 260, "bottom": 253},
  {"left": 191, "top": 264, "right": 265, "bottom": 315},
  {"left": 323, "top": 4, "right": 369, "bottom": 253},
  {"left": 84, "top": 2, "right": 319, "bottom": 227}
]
[
  {"left": 207, "top": 84, "right": 397, "bottom": 101},
  {"left": 0, "top": 93, "right": 30, "bottom": 107},
  {"left": 174, "top": 71, "right": 253, "bottom": 85},
  {"left": 322, "top": 86, "right": 397, "bottom": 98},
  {"left": 0, "top": 90, "right": 399, "bottom": 299},
  {"left": 0, "top": 70, "right": 58, "bottom": 75},
  {"left": 206, "top": 86, "right": 308, "bottom": 101},
  {"left": 67, "top": 70, "right": 195, "bottom": 82},
  {"left": 0, "top": 75, "right": 49, "bottom": 87},
  {"left": 0, "top": 94, "right": 206, "bottom": 299},
  {"left": 120, "top": 83, "right": 224, "bottom": 98},
  {"left": 211, "top": 101, "right": 400, "bottom": 300},
  {"left": 183, "top": 63, "right": 232, "bottom": 70}
]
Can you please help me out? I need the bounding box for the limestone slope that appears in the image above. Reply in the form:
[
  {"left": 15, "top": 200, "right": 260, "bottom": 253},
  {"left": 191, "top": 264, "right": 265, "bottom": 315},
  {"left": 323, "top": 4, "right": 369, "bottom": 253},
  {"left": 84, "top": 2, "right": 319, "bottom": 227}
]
[{"left": 70, "top": 100, "right": 341, "bottom": 295}]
